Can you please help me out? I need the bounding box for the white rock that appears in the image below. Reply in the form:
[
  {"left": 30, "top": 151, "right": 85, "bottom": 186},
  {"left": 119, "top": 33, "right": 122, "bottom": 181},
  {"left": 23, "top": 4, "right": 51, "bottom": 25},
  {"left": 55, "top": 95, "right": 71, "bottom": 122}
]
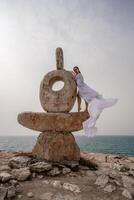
[
  {"left": 8, "top": 156, "right": 31, "bottom": 169},
  {"left": 0, "top": 172, "right": 12, "bottom": 182},
  {"left": 7, "top": 186, "right": 16, "bottom": 198},
  {"left": 12, "top": 167, "right": 31, "bottom": 181},
  {"left": 62, "top": 167, "right": 71, "bottom": 175},
  {"left": 39, "top": 192, "right": 53, "bottom": 200},
  {"left": 95, "top": 175, "right": 109, "bottom": 187},
  {"left": 27, "top": 191, "right": 34, "bottom": 198},
  {"left": 30, "top": 162, "right": 52, "bottom": 172},
  {"left": 50, "top": 180, "right": 62, "bottom": 188},
  {"left": 63, "top": 182, "right": 80, "bottom": 193},
  {"left": 0, "top": 165, "right": 11, "bottom": 172},
  {"left": 17, "top": 194, "right": 22, "bottom": 199},
  {"left": 122, "top": 175, "right": 134, "bottom": 189},
  {"left": 47, "top": 167, "right": 60, "bottom": 176},
  {"left": 122, "top": 189, "right": 132, "bottom": 199},
  {"left": 42, "top": 180, "right": 50, "bottom": 185},
  {"left": 104, "top": 184, "right": 116, "bottom": 192}
]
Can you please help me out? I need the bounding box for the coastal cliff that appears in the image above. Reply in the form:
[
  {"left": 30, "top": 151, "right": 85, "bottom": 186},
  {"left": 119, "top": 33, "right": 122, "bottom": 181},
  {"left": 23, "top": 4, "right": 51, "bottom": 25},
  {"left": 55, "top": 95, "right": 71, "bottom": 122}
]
[{"left": 0, "top": 151, "right": 134, "bottom": 200}]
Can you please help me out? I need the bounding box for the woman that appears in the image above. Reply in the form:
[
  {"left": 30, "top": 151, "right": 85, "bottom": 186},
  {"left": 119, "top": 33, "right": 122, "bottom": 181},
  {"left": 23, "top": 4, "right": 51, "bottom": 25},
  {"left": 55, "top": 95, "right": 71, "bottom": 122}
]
[{"left": 72, "top": 66, "right": 118, "bottom": 137}]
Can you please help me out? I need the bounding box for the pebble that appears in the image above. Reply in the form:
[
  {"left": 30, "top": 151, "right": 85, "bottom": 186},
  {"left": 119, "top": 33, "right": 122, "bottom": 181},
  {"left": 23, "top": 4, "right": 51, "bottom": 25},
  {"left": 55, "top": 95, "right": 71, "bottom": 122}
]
[
  {"left": 95, "top": 175, "right": 109, "bottom": 187},
  {"left": 122, "top": 189, "right": 132, "bottom": 199},
  {"left": 103, "top": 184, "right": 116, "bottom": 192},
  {"left": 27, "top": 191, "right": 34, "bottom": 198},
  {"left": 51, "top": 180, "right": 62, "bottom": 188},
  {"left": 63, "top": 182, "right": 80, "bottom": 193},
  {"left": 17, "top": 194, "right": 22, "bottom": 199}
]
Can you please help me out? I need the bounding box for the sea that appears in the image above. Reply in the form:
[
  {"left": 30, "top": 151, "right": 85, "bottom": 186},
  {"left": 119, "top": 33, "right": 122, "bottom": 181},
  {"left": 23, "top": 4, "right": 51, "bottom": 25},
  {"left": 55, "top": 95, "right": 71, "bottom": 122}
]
[{"left": 0, "top": 135, "right": 134, "bottom": 157}]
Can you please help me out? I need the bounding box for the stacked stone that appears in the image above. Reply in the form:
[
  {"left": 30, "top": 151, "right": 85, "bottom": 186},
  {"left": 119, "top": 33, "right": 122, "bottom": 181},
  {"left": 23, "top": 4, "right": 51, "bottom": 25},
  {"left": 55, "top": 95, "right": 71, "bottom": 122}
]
[{"left": 18, "top": 48, "right": 89, "bottom": 162}]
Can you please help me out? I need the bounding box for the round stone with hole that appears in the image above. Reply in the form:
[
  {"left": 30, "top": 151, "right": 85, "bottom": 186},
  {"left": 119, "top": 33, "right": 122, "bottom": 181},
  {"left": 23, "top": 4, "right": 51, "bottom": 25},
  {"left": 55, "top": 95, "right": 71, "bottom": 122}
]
[{"left": 40, "top": 69, "right": 77, "bottom": 112}]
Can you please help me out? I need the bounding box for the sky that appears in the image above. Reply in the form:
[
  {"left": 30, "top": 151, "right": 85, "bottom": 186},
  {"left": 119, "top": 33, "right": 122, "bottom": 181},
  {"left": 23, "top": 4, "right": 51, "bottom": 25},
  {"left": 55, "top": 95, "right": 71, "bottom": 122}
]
[{"left": 0, "top": 0, "right": 134, "bottom": 136}]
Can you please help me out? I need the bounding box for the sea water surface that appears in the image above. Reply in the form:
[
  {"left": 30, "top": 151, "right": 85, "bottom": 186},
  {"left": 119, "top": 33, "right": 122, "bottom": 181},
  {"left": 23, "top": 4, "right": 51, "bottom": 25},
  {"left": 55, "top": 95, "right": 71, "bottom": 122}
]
[{"left": 0, "top": 135, "right": 134, "bottom": 156}]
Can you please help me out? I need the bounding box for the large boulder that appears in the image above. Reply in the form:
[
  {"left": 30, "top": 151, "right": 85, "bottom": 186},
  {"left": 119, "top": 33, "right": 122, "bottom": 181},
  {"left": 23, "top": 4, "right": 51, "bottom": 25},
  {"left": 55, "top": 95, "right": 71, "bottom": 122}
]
[
  {"left": 17, "top": 111, "right": 89, "bottom": 132},
  {"left": 32, "top": 131, "right": 80, "bottom": 162}
]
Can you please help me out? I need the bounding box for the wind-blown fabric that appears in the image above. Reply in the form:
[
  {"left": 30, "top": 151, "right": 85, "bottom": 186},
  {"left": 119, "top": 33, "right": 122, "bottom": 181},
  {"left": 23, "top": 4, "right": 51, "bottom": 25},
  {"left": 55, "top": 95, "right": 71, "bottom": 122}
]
[{"left": 75, "top": 73, "right": 118, "bottom": 137}]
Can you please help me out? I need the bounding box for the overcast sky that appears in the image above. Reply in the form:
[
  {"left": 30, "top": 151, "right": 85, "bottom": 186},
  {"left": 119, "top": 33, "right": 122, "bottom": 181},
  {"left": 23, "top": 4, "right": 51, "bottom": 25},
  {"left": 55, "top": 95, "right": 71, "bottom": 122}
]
[{"left": 0, "top": 0, "right": 134, "bottom": 136}]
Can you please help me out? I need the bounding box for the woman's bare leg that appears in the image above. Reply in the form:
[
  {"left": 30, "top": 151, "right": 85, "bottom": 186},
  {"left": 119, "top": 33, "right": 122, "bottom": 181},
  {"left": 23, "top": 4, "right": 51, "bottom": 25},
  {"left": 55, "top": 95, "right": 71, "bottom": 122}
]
[
  {"left": 77, "top": 93, "right": 81, "bottom": 112},
  {"left": 84, "top": 100, "right": 88, "bottom": 112}
]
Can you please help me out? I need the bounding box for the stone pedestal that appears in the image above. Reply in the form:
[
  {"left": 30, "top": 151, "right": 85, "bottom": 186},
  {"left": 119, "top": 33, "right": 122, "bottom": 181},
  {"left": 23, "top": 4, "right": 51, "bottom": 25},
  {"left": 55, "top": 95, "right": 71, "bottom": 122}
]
[{"left": 32, "top": 131, "right": 80, "bottom": 161}]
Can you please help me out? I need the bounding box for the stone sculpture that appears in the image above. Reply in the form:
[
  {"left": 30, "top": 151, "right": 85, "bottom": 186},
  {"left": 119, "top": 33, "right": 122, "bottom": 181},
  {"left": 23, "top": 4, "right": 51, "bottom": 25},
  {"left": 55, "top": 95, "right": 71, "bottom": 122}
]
[{"left": 18, "top": 47, "right": 89, "bottom": 162}]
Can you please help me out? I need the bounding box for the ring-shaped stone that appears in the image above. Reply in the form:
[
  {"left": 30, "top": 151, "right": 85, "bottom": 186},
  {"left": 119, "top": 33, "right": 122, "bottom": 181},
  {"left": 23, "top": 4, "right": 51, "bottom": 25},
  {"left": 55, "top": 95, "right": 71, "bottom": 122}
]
[{"left": 40, "top": 69, "right": 77, "bottom": 112}]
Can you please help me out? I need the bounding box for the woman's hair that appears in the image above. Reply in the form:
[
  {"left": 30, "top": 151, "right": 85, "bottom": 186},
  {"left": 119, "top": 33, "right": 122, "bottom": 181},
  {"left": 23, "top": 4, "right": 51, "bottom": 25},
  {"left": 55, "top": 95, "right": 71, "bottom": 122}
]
[{"left": 73, "top": 66, "right": 81, "bottom": 73}]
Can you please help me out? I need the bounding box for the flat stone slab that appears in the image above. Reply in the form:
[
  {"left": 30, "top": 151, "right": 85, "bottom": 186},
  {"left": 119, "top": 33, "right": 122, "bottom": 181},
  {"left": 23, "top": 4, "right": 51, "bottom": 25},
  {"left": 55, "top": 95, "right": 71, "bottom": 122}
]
[{"left": 17, "top": 111, "right": 89, "bottom": 132}]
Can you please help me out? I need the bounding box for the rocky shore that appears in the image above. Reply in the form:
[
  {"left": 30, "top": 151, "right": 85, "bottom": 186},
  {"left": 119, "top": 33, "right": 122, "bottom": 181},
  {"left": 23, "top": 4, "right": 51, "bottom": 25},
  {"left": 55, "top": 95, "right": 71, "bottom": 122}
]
[{"left": 0, "top": 150, "right": 134, "bottom": 200}]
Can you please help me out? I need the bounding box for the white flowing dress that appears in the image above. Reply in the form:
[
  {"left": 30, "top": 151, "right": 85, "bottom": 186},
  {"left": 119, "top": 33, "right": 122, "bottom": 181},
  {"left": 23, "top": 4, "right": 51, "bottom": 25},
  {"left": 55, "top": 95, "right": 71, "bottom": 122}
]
[{"left": 75, "top": 73, "right": 118, "bottom": 137}]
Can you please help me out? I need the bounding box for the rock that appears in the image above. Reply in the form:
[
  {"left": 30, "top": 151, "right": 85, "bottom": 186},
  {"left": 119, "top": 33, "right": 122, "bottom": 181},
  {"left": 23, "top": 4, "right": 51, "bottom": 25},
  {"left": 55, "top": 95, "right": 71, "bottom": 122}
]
[
  {"left": 12, "top": 167, "right": 31, "bottom": 181},
  {"left": 85, "top": 170, "right": 97, "bottom": 181},
  {"left": 62, "top": 160, "right": 79, "bottom": 169},
  {"left": 32, "top": 132, "right": 80, "bottom": 162},
  {"left": 39, "top": 192, "right": 53, "bottom": 200},
  {"left": 47, "top": 167, "right": 61, "bottom": 176},
  {"left": 0, "top": 165, "right": 11, "bottom": 172},
  {"left": 110, "top": 179, "right": 121, "bottom": 186},
  {"left": 95, "top": 175, "right": 109, "bottom": 187},
  {"left": 122, "top": 189, "right": 132, "bottom": 199},
  {"left": 30, "top": 162, "right": 52, "bottom": 172},
  {"left": 18, "top": 111, "right": 89, "bottom": 132},
  {"left": 42, "top": 180, "right": 50, "bottom": 185},
  {"left": 37, "top": 175, "right": 44, "bottom": 179},
  {"left": 0, "top": 187, "right": 7, "bottom": 200},
  {"left": 128, "top": 170, "right": 134, "bottom": 177},
  {"left": 81, "top": 152, "right": 107, "bottom": 163},
  {"left": 17, "top": 194, "right": 22, "bottom": 199},
  {"left": 8, "top": 156, "right": 31, "bottom": 169},
  {"left": 68, "top": 172, "right": 78, "bottom": 177},
  {"left": 63, "top": 182, "right": 80, "bottom": 193},
  {"left": 50, "top": 180, "right": 62, "bottom": 188},
  {"left": 122, "top": 175, "right": 134, "bottom": 189},
  {"left": 62, "top": 167, "right": 71, "bottom": 175},
  {"left": 80, "top": 153, "right": 98, "bottom": 170},
  {"left": 0, "top": 172, "right": 12, "bottom": 182},
  {"left": 113, "top": 163, "right": 129, "bottom": 172},
  {"left": 103, "top": 184, "right": 116, "bottom": 192},
  {"left": 27, "top": 191, "right": 34, "bottom": 198},
  {"left": 7, "top": 186, "right": 16, "bottom": 198},
  {"left": 79, "top": 165, "right": 89, "bottom": 170},
  {"left": 9, "top": 179, "right": 18, "bottom": 186}
]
